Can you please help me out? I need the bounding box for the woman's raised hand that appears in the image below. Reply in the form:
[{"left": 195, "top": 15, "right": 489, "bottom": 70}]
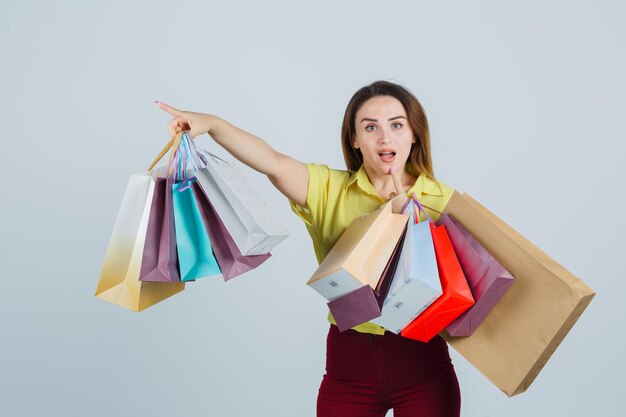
[
  {"left": 154, "top": 100, "right": 213, "bottom": 139},
  {"left": 155, "top": 100, "right": 309, "bottom": 206}
]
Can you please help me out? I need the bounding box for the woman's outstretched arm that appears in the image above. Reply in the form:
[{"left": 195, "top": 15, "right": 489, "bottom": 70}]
[{"left": 156, "top": 100, "right": 308, "bottom": 206}]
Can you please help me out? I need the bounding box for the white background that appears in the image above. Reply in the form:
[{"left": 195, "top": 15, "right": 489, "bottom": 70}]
[{"left": 1, "top": 1, "right": 624, "bottom": 416}]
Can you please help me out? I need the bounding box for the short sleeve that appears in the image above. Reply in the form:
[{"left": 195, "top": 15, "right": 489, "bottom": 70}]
[
  {"left": 288, "top": 163, "right": 330, "bottom": 228},
  {"left": 434, "top": 181, "right": 455, "bottom": 218},
  {"left": 417, "top": 179, "right": 455, "bottom": 223}
]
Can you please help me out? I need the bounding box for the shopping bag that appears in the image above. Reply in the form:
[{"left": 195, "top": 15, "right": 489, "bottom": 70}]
[
  {"left": 306, "top": 199, "right": 409, "bottom": 301},
  {"left": 437, "top": 212, "right": 514, "bottom": 336},
  {"left": 371, "top": 199, "right": 442, "bottom": 333},
  {"left": 192, "top": 182, "right": 271, "bottom": 281},
  {"left": 194, "top": 150, "right": 289, "bottom": 255},
  {"left": 172, "top": 178, "right": 221, "bottom": 281},
  {"left": 401, "top": 199, "right": 475, "bottom": 342},
  {"left": 327, "top": 225, "right": 406, "bottom": 331},
  {"left": 439, "top": 192, "right": 596, "bottom": 396},
  {"left": 160, "top": 133, "right": 221, "bottom": 282},
  {"left": 138, "top": 177, "right": 181, "bottom": 282},
  {"left": 95, "top": 172, "right": 185, "bottom": 311}
]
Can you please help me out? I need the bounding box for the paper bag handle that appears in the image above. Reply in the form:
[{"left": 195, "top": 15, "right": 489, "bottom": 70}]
[
  {"left": 166, "top": 132, "right": 186, "bottom": 180},
  {"left": 147, "top": 131, "right": 183, "bottom": 171},
  {"left": 409, "top": 193, "right": 435, "bottom": 224},
  {"left": 401, "top": 198, "right": 420, "bottom": 224}
]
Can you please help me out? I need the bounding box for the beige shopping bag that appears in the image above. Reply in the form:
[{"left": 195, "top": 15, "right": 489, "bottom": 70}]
[
  {"left": 440, "top": 192, "right": 595, "bottom": 396},
  {"left": 307, "top": 201, "right": 409, "bottom": 302}
]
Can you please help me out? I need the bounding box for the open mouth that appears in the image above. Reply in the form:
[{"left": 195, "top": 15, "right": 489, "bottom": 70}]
[{"left": 378, "top": 151, "right": 396, "bottom": 163}]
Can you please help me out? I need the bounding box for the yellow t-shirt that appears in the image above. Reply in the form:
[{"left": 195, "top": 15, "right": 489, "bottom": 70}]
[{"left": 289, "top": 163, "right": 455, "bottom": 335}]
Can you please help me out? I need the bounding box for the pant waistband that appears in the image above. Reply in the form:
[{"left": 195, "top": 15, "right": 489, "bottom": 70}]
[{"left": 330, "top": 323, "right": 393, "bottom": 338}]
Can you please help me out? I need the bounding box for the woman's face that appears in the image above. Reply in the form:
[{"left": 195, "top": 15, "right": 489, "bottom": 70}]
[{"left": 353, "top": 95, "right": 415, "bottom": 177}]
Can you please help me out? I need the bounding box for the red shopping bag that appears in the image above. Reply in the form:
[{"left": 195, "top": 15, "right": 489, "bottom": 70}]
[{"left": 400, "top": 199, "right": 474, "bottom": 342}]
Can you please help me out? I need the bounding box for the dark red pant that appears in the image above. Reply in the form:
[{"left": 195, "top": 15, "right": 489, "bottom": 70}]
[{"left": 317, "top": 324, "right": 461, "bottom": 417}]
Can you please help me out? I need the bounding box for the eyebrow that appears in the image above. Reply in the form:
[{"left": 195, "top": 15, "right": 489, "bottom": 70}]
[{"left": 360, "top": 115, "right": 407, "bottom": 123}]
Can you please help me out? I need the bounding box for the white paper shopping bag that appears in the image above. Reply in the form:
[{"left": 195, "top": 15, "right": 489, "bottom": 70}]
[
  {"left": 195, "top": 151, "right": 289, "bottom": 255},
  {"left": 371, "top": 201, "right": 442, "bottom": 333}
]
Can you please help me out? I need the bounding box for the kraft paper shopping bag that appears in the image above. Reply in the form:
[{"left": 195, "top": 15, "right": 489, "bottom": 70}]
[{"left": 440, "top": 192, "right": 595, "bottom": 396}]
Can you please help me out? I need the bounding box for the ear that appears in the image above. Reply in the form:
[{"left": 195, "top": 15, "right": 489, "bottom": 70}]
[
  {"left": 353, "top": 136, "right": 360, "bottom": 149},
  {"left": 412, "top": 137, "right": 417, "bottom": 144}
]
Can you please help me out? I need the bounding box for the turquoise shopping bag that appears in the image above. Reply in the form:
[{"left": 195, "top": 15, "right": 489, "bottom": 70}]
[
  {"left": 172, "top": 135, "right": 221, "bottom": 282},
  {"left": 172, "top": 178, "right": 221, "bottom": 282}
]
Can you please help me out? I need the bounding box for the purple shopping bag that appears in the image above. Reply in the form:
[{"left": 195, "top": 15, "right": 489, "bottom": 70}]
[
  {"left": 327, "top": 226, "right": 406, "bottom": 332},
  {"left": 139, "top": 177, "right": 181, "bottom": 282},
  {"left": 192, "top": 182, "right": 271, "bottom": 280},
  {"left": 437, "top": 212, "right": 515, "bottom": 336}
]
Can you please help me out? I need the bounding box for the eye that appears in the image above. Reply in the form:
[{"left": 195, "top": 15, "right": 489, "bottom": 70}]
[
  {"left": 365, "top": 124, "right": 377, "bottom": 132},
  {"left": 392, "top": 122, "right": 403, "bottom": 129}
]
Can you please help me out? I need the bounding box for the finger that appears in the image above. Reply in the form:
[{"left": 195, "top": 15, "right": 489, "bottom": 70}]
[
  {"left": 388, "top": 166, "right": 409, "bottom": 206},
  {"left": 155, "top": 100, "right": 184, "bottom": 117},
  {"left": 167, "top": 118, "right": 180, "bottom": 137},
  {"left": 388, "top": 166, "right": 406, "bottom": 197}
]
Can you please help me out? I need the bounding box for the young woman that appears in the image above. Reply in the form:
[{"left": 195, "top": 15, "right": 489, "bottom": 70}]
[{"left": 156, "top": 80, "right": 461, "bottom": 417}]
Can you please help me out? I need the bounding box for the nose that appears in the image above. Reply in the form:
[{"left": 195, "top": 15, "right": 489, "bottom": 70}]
[{"left": 379, "top": 129, "right": 391, "bottom": 144}]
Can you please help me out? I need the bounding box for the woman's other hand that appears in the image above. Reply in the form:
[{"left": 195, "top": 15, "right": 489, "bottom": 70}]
[
  {"left": 387, "top": 166, "right": 411, "bottom": 215},
  {"left": 154, "top": 100, "right": 214, "bottom": 139}
]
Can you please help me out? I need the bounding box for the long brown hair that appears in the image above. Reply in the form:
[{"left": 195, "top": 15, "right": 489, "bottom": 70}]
[{"left": 341, "top": 80, "right": 435, "bottom": 181}]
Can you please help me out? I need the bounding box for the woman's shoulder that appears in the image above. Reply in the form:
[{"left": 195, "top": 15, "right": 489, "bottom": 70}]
[
  {"left": 419, "top": 174, "right": 455, "bottom": 198},
  {"left": 304, "top": 163, "right": 352, "bottom": 183},
  {"left": 416, "top": 175, "right": 455, "bottom": 220}
]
